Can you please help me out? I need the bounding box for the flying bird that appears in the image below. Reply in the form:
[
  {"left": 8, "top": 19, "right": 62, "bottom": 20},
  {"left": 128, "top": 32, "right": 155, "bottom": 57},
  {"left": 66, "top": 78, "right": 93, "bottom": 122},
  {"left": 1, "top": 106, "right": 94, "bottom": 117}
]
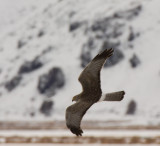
[{"left": 65, "top": 48, "right": 125, "bottom": 136}]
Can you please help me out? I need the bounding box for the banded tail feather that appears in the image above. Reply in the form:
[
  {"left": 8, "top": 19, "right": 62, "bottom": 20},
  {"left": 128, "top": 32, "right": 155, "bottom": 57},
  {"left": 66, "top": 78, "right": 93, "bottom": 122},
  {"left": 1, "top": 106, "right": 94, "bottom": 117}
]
[{"left": 100, "top": 91, "right": 125, "bottom": 102}]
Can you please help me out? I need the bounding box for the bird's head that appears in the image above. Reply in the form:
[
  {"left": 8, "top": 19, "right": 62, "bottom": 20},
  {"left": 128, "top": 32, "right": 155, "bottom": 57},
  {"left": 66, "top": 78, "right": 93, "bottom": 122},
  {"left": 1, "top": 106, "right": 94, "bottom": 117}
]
[{"left": 72, "top": 95, "right": 79, "bottom": 102}]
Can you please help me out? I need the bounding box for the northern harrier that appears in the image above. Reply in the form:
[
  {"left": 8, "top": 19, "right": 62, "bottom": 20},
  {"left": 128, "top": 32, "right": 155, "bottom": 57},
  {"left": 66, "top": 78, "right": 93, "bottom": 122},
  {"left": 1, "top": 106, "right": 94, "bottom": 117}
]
[{"left": 65, "top": 48, "right": 125, "bottom": 136}]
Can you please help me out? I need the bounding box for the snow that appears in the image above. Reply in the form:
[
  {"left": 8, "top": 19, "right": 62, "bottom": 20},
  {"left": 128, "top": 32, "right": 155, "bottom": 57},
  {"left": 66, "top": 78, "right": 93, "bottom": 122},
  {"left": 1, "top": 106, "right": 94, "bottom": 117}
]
[
  {"left": 0, "top": 0, "right": 160, "bottom": 125},
  {"left": 0, "top": 129, "right": 160, "bottom": 137}
]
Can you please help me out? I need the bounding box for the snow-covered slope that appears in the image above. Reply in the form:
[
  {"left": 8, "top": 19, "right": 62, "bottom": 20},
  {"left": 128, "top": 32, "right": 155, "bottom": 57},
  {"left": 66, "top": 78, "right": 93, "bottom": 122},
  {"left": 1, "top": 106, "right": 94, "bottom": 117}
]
[{"left": 0, "top": 0, "right": 160, "bottom": 124}]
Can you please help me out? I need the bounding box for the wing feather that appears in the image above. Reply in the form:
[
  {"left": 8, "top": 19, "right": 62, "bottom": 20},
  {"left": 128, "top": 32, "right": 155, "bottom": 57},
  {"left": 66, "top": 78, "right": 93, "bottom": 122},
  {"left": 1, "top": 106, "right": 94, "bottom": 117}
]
[
  {"left": 78, "top": 48, "right": 114, "bottom": 92},
  {"left": 65, "top": 101, "right": 93, "bottom": 136}
]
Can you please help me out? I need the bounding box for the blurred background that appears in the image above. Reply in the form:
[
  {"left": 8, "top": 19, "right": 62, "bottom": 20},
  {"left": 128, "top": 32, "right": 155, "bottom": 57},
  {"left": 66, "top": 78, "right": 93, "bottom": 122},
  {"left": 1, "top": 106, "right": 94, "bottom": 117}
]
[{"left": 0, "top": 0, "right": 160, "bottom": 145}]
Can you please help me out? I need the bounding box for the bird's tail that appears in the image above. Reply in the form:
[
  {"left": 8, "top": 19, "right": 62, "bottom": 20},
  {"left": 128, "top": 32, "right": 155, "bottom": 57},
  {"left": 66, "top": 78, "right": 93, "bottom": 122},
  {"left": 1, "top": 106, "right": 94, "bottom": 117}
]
[{"left": 100, "top": 91, "right": 125, "bottom": 102}]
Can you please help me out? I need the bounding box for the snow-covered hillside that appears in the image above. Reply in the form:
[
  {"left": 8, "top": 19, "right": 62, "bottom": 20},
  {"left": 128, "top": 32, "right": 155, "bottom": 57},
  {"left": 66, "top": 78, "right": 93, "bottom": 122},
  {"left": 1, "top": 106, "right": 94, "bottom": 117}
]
[{"left": 0, "top": 0, "right": 160, "bottom": 124}]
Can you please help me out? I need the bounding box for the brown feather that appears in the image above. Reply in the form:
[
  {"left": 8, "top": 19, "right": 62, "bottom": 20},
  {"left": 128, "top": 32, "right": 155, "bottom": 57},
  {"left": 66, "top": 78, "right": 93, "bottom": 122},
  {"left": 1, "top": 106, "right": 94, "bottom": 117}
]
[
  {"left": 102, "top": 91, "right": 125, "bottom": 101},
  {"left": 65, "top": 101, "right": 93, "bottom": 136},
  {"left": 78, "top": 48, "right": 114, "bottom": 100}
]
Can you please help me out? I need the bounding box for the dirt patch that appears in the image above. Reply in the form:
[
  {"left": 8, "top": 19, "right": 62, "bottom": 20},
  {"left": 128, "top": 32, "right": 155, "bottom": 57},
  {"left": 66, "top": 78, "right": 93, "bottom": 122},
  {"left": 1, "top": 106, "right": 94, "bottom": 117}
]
[
  {"left": 0, "top": 136, "right": 160, "bottom": 144},
  {"left": 0, "top": 120, "right": 160, "bottom": 130}
]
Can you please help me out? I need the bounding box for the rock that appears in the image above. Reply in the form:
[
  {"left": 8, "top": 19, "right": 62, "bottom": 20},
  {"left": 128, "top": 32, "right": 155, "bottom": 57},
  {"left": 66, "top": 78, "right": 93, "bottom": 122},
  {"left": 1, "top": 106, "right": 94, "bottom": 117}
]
[
  {"left": 87, "top": 37, "right": 96, "bottom": 49},
  {"left": 126, "top": 100, "right": 137, "bottom": 115},
  {"left": 80, "top": 37, "right": 95, "bottom": 68},
  {"left": 129, "top": 54, "right": 140, "bottom": 68},
  {"left": 80, "top": 15, "right": 125, "bottom": 68},
  {"left": 37, "top": 67, "right": 65, "bottom": 97},
  {"left": 80, "top": 5, "right": 141, "bottom": 69},
  {"left": 18, "top": 57, "right": 43, "bottom": 74},
  {"left": 30, "top": 112, "right": 35, "bottom": 117},
  {"left": 128, "top": 30, "right": 135, "bottom": 42},
  {"left": 40, "top": 100, "right": 54, "bottom": 116},
  {"left": 41, "top": 46, "right": 54, "bottom": 55},
  {"left": 114, "top": 5, "right": 142, "bottom": 20},
  {"left": 5, "top": 75, "right": 22, "bottom": 91},
  {"left": 101, "top": 40, "right": 120, "bottom": 50},
  {"left": 69, "top": 22, "right": 81, "bottom": 32},
  {"left": 69, "top": 11, "right": 76, "bottom": 18},
  {"left": 80, "top": 51, "right": 91, "bottom": 68},
  {"left": 91, "top": 17, "right": 113, "bottom": 32},
  {"left": 80, "top": 40, "right": 124, "bottom": 68},
  {"left": 104, "top": 48, "right": 124, "bottom": 67},
  {"left": 17, "top": 39, "right": 26, "bottom": 49},
  {"left": 91, "top": 16, "right": 124, "bottom": 39},
  {"left": 128, "top": 27, "right": 140, "bottom": 42},
  {"left": 38, "top": 29, "right": 45, "bottom": 37}
]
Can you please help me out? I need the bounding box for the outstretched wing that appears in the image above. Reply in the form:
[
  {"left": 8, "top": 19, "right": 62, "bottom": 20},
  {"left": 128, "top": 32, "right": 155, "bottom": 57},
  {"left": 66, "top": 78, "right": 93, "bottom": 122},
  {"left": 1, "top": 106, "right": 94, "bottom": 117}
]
[
  {"left": 65, "top": 101, "right": 93, "bottom": 136},
  {"left": 78, "top": 48, "right": 114, "bottom": 92}
]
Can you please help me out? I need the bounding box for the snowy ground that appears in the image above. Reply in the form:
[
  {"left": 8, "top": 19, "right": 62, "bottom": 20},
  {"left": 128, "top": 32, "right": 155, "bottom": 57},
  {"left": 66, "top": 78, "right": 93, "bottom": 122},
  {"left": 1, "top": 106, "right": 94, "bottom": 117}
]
[
  {"left": 0, "top": 129, "right": 160, "bottom": 137},
  {"left": 0, "top": 129, "right": 160, "bottom": 144}
]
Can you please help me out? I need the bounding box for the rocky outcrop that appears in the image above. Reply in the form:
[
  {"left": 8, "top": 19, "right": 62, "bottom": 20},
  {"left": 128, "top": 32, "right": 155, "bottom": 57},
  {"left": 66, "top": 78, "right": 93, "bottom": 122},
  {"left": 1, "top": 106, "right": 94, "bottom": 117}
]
[
  {"left": 37, "top": 67, "right": 65, "bottom": 97},
  {"left": 69, "top": 22, "right": 82, "bottom": 32},
  {"left": 37, "top": 29, "right": 45, "bottom": 37},
  {"left": 17, "top": 39, "right": 27, "bottom": 49},
  {"left": 80, "top": 51, "right": 91, "bottom": 68},
  {"left": 114, "top": 5, "right": 142, "bottom": 20},
  {"left": 104, "top": 48, "right": 124, "bottom": 67},
  {"left": 5, "top": 75, "right": 22, "bottom": 91},
  {"left": 40, "top": 100, "right": 54, "bottom": 116},
  {"left": 5, "top": 55, "right": 43, "bottom": 92},
  {"left": 18, "top": 57, "right": 43, "bottom": 74},
  {"left": 80, "top": 17, "right": 124, "bottom": 68},
  {"left": 79, "top": 5, "right": 142, "bottom": 68}
]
